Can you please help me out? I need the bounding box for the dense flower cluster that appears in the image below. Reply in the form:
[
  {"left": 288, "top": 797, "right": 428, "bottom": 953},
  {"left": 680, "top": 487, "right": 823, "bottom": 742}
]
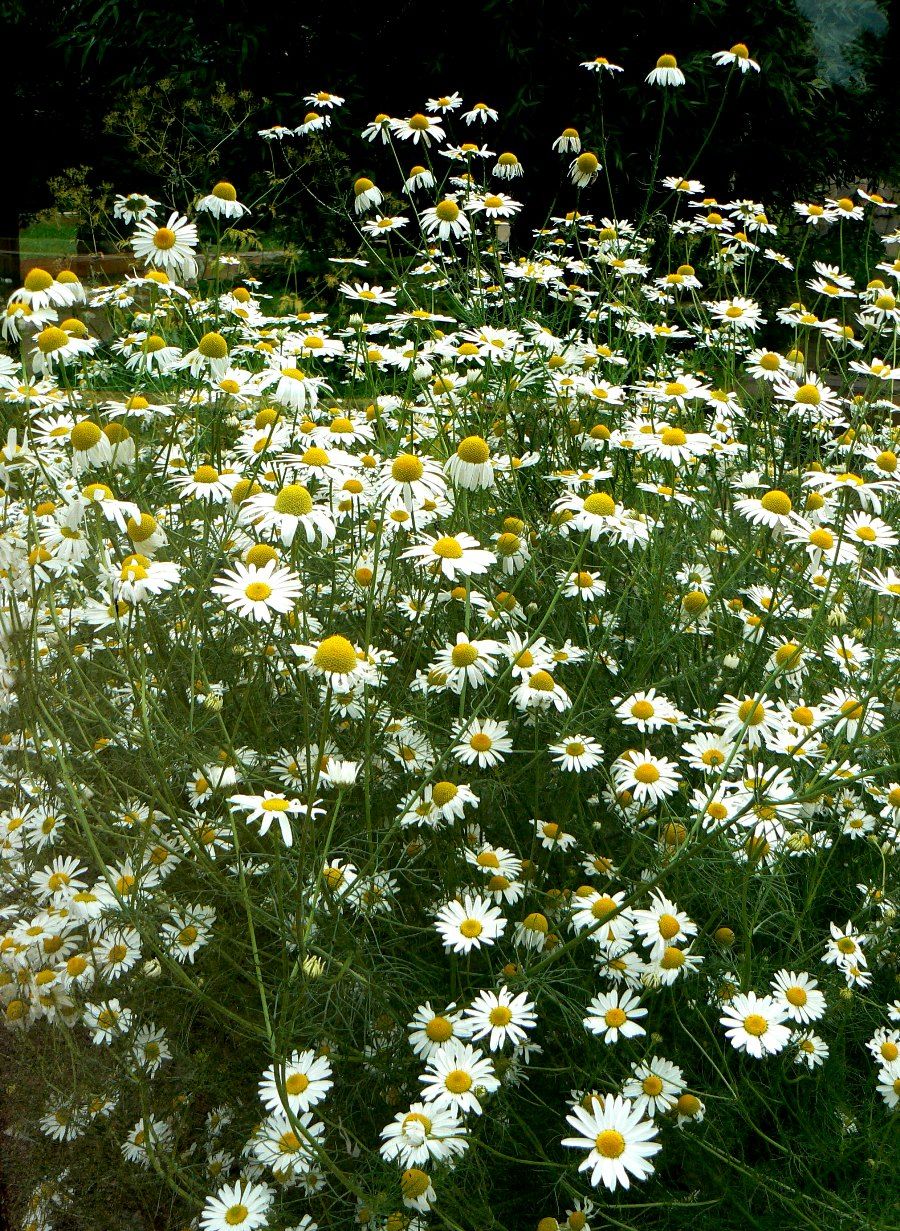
[{"left": 1, "top": 47, "right": 899, "bottom": 1231}]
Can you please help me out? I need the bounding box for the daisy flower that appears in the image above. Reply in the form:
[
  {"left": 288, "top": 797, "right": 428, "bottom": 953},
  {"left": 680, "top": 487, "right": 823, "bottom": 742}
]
[
  {"left": 131, "top": 212, "right": 198, "bottom": 277},
  {"left": 631, "top": 892, "right": 697, "bottom": 958},
  {"left": 392, "top": 113, "right": 446, "bottom": 145},
  {"left": 613, "top": 689, "right": 680, "bottom": 734},
  {"left": 253, "top": 1110, "right": 323, "bottom": 1174},
  {"left": 113, "top": 192, "right": 160, "bottom": 223},
  {"left": 241, "top": 483, "right": 336, "bottom": 547},
  {"left": 338, "top": 281, "right": 397, "bottom": 305},
  {"left": 462, "top": 101, "right": 499, "bottom": 124},
  {"left": 463, "top": 987, "right": 536, "bottom": 1050},
  {"left": 419, "top": 1040, "right": 499, "bottom": 1114},
  {"left": 646, "top": 54, "right": 685, "bottom": 87},
  {"left": 612, "top": 750, "right": 681, "bottom": 806},
  {"left": 421, "top": 199, "right": 471, "bottom": 241},
  {"left": 452, "top": 718, "right": 513, "bottom": 767},
  {"left": 408, "top": 1002, "right": 467, "bottom": 1059},
  {"left": 259, "top": 1050, "right": 334, "bottom": 1114},
  {"left": 434, "top": 895, "right": 507, "bottom": 954},
  {"left": 375, "top": 455, "right": 443, "bottom": 515},
  {"left": 562, "top": 1094, "right": 662, "bottom": 1190},
  {"left": 402, "top": 531, "right": 496, "bottom": 579},
  {"left": 403, "top": 164, "right": 436, "bottom": 192},
  {"left": 512, "top": 669, "right": 572, "bottom": 713},
  {"left": 296, "top": 110, "right": 330, "bottom": 135},
  {"left": 561, "top": 568, "right": 607, "bottom": 601},
  {"left": 581, "top": 55, "right": 623, "bottom": 73},
  {"left": 213, "top": 560, "right": 302, "bottom": 624},
  {"left": 822, "top": 920, "right": 869, "bottom": 970},
  {"left": 794, "top": 1032, "right": 830, "bottom": 1068},
  {"left": 549, "top": 735, "right": 603, "bottom": 772},
  {"left": 352, "top": 177, "right": 383, "bottom": 214},
  {"left": 720, "top": 992, "right": 791, "bottom": 1057},
  {"left": 553, "top": 127, "right": 582, "bottom": 153},
  {"left": 583, "top": 989, "right": 647, "bottom": 1043},
  {"left": 569, "top": 152, "right": 602, "bottom": 188},
  {"left": 770, "top": 971, "right": 826, "bottom": 1024},
  {"left": 712, "top": 43, "right": 760, "bottom": 73},
  {"left": 714, "top": 693, "right": 781, "bottom": 749},
  {"left": 379, "top": 1102, "right": 468, "bottom": 1166},
  {"left": 200, "top": 1181, "right": 273, "bottom": 1231},
  {"left": 493, "top": 151, "right": 524, "bottom": 179},
  {"left": 171, "top": 464, "right": 239, "bottom": 504},
  {"left": 734, "top": 487, "right": 796, "bottom": 529},
  {"left": 429, "top": 634, "right": 503, "bottom": 692},
  {"left": 445, "top": 435, "right": 496, "bottom": 490},
  {"left": 197, "top": 181, "right": 250, "bottom": 220},
  {"left": 229, "top": 790, "right": 307, "bottom": 846},
  {"left": 623, "top": 1056, "right": 685, "bottom": 1116}
]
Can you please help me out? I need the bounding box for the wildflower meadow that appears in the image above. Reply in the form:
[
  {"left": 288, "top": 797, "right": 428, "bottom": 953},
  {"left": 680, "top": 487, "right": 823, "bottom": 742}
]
[{"left": 2, "top": 39, "right": 899, "bottom": 1231}]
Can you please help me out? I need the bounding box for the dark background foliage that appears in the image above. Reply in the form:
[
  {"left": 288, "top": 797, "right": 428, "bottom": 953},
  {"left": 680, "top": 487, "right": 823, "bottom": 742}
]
[{"left": 5, "top": 0, "right": 900, "bottom": 252}]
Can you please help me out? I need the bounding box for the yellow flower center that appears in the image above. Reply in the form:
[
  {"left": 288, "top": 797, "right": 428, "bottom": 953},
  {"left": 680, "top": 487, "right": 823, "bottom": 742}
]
[
  {"left": 489, "top": 1005, "right": 513, "bottom": 1026},
  {"left": 224, "top": 1205, "right": 249, "bottom": 1226},
  {"left": 274, "top": 484, "right": 314, "bottom": 516},
  {"left": 153, "top": 227, "right": 177, "bottom": 251},
  {"left": 656, "top": 53, "right": 678, "bottom": 68},
  {"left": 432, "top": 781, "right": 458, "bottom": 806},
  {"left": 661, "top": 427, "right": 687, "bottom": 446},
  {"left": 683, "top": 591, "right": 708, "bottom": 615},
  {"left": 595, "top": 1129, "right": 626, "bottom": 1158},
  {"left": 432, "top": 536, "right": 464, "bottom": 559},
  {"left": 760, "top": 489, "right": 792, "bottom": 516},
  {"left": 575, "top": 152, "right": 599, "bottom": 175},
  {"left": 456, "top": 435, "right": 490, "bottom": 464},
  {"left": 401, "top": 1169, "right": 431, "bottom": 1202},
  {"left": 70, "top": 421, "right": 102, "bottom": 451},
  {"left": 643, "top": 1074, "right": 664, "bottom": 1096},
  {"left": 198, "top": 332, "right": 228, "bottom": 359},
  {"left": 445, "top": 1069, "right": 473, "bottom": 1093},
  {"left": 658, "top": 913, "right": 680, "bottom": 939},
  {"left": 436, "top": 200, "right": 461, "bottom": 222},
  {"left": 25, "top": 268, "right": 54, "bottom": 292},
  {"left": 448, "top": 644, "right": 480, "bottom": 673},
  {"left": 677, "top": 1094, "right": 701, "bottom": 1116},
  {"left": 786, "top": 987, "right": 807, "bottom": 1006},
  {"left": 529, "top": 670, "right": 556, "bottom": 692},
  {"left": 592, "top": 895, "right": 617, "bottom": 919},
  {"left": 194, "top": 465, "right": 220, "bottom": 484},
  {"left": 36, "top": 326, "right": 68, "bottom": 354},
  {"left": 634, "top": 762, "right": 660, "bottom": 784},
  {"left": 212, "top": 181, "right": 238, "bottom": 201},
  {"left": 314, "top": 635, "right": 357, "bottom": 675},
  {"left": 737, "top": 699, "right": 766, "bottom": 725},
  {"left": 244, "top": 581, "right": 273, "bottom": 602},
  {"left": 743, "top": 1014, "right": 768, "bottom": 1037},
  {"left": 286, "top": 1072, "right": 310, "bottom": 1095},
  {"left": 583, "top": 492, "right": 615, "bottom": 516},
  {"left": 425, "top": 1016, "right": 453, "bottom": 1042},
  {"left": 604, "top": 1007, "right": 626, "bottom": 1027}
]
